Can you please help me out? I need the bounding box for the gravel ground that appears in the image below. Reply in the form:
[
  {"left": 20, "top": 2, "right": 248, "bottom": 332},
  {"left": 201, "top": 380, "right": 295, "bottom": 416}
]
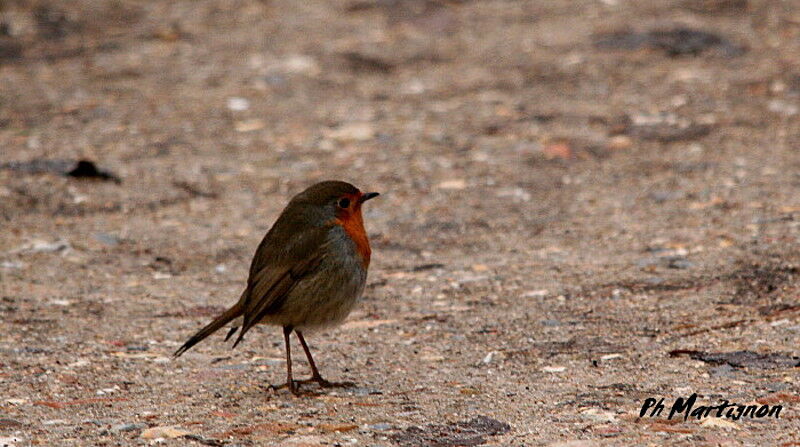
[{"left": 1, "top": 0, "right": 800, "bottom": 445}]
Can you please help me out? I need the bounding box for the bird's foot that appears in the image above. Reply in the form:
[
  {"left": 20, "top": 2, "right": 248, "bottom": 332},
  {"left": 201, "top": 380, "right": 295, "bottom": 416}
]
[
  {"left": 266, "top": 380, "right": 303, "bottom": 395},
  {"left": 297, "top": 376, "right": 355, "bottom": 389},
  {"left": 265, "top": 377, "right": 354, "bottom": 395}
]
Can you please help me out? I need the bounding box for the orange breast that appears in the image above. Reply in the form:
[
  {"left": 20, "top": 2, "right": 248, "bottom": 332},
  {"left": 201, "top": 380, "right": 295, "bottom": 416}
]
[{"left": 334, "top": 210, "right": 371, "bottom": 268}]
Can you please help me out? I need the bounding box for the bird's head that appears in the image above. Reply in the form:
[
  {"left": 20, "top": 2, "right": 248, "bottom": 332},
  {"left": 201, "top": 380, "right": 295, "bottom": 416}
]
[{"left": 291, "top": 180, "right": 379, "bottom": 224}]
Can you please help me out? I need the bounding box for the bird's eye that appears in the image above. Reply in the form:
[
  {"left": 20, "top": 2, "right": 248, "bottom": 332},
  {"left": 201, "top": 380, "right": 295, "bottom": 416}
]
[{"left": 338, "top": 197, "right": 351, "bottom": 208}]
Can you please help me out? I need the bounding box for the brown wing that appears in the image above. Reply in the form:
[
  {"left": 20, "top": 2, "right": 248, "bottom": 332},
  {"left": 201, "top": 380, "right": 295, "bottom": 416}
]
[{"left": 231, "top": 225, "right": 331, "bottom": 347}]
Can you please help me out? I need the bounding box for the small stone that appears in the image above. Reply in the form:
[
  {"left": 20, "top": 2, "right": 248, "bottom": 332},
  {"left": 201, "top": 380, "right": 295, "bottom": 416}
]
[
  {"left": 767, "top": 99, "right": 798, "bottom": 116},
  {"left": 580, "top": 408, "right": 617, "bottom": 423},
  {"left": 368, "top": 423, "right": 392, "bottom": 431},
  {"left": 607, "top": 135, "right": 633, "bottom": 150},
  {"left": 482, "top": 351, "right": 495, "bottom": 364},
  {"left": 667, "top": 257, "right": 694, "bottom": 269},
  {"left": 12, "top": 239, "right": 70, "bottom": 254},
  {"left": 349, "top": 387, "right": 382, "bottom": 396},
  {"left": 43, "top": 420, "right": 67, "bottom": 425},
  {"left": 542, "top": 366, "right": 566, "bottom": 373},
  {"left": 326, "top": 122, "right": 375, "bottom": 142},
  {"left": 541, "top": 319, "right": 563, "bottom": 327},
  {"left": 227, "top": 97, "right": 250, "bottom": 111},
  {"left": 522, "top": 290, "right": 548, "bottom": 298},
  {"left": 437, "top": 179, "right": 467, "bottom": 190},
  {"left": 280, "top": 54, "right": 320, "bottom": 75},
  {"left": 543, "top": 142, "right": 572, "bottom": 160},
  {"left": 140, "top": 426, "right": 190, "bottom": 439},
  {"left": 234, "top": 119, "right": 266, "bottom": 132},
  {"left": 111, "top": 423, "right": 146, "bottom": 433},
  {"left": 93, "top": 233, "right": 120, "bottom": 246},
  {"left": 460, "top": 387, "right": 481, "bottom": 395},
  {"left": 649, "top": 191, "right": 682, "bottom": 203},
  {"left": 317, "top": 423, "right": 359, "bottom": 433}
]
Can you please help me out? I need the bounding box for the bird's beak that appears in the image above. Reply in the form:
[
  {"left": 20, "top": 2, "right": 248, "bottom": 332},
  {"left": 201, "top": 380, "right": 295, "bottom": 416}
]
[{"left": 359, "top": 192, "right": 380, "bottom": 203}]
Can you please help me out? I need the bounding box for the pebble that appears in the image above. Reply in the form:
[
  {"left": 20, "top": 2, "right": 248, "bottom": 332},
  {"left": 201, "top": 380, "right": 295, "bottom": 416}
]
[
  {"left": 667, "top": 257, "right": 694, "bottom": 269},
  {"left": 12, "top": 239, "right": 70, "bottom": 254},
  {"left": 215, "top": 364, "right": 249, "bottom": 371},
  {"left": 368, "top": 423, "right": 392, "bottom": 431},
  {"left": 496, "top": 188, "right": 531, "bottom": 202},
  {"left": 43, "top": 420, "right": 67, "bottom": 425},
  {"left": 607, "top": 135, "right": 633, "bottom": 150},
  {"left": 543, "top": 142, "right": 572, "bottom": 160},
  {"left": 767, "top": 99, "right": 798, "bottom": 116},
  {"left": 542, "top": 366, "right": 566, "bottom": 373},
  {"left": 234, "top": 118, "right": 265, "bottom": 132},
  {"left": 541, "top": 319, "right": 563, "bottom": 327},
  {"left": 111, "top": 423, "right": 146, "bottom": 433},
  {"left": 278, "top": 54, "right": 320, "bottom": 75},
  {"left": 140, "top": 426, "right": 190, "bottom": 440},
  {"left": 580, "top": 408, "right": 617, "bottom": 422},
  {"left": 92, "top": 233, "right": 120, "bottom": 246},
  {"left": 649, "top": 191, "right": 682, "bottom": 203},
  {"left": 326, "top": 122, "right": 375, "bottom": 142},
  {"left": 522, "top": 290, "right": 548, "bottom": 298},
  {"left": 227, "top": 97, "right": 250, "bottom": 111},
  {"left": 349, "top": 387, "right": 382, "bottom": 396},
  {"left": 437, "top": 179, "right": 467, "bottom": 190}
]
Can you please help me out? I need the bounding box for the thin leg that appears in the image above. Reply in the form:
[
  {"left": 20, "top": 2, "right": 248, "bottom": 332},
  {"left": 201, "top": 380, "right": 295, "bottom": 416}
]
[
  {"left": 295, "top": 330, "right": 325, "bottom": 383},
  {"left": 295, "top": 330, "right": 354, "bottom": 388},
  {"left": 283, "top": 326, "right": 299, "bottom": 395}
]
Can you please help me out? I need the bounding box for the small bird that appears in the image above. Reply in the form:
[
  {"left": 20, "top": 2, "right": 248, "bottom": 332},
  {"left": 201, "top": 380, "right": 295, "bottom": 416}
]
[{"left": 174, "top": 180, "right": 379, "bottom": 394}]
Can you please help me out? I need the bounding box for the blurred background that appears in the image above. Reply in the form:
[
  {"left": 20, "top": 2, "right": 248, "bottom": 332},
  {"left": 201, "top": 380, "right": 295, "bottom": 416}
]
[{"left": 1, "top": 0, "right": 799, "bottom": 445}]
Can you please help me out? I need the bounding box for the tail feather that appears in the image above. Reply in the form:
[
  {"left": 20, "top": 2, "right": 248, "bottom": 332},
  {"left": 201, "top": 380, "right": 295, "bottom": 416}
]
[{"left": 174, "top": 300, "right": 244, "bottom": 357}]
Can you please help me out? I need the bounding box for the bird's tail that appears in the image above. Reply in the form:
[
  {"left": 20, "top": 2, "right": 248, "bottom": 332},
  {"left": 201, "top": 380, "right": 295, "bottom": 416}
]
[{"left": 174, "top": 297, "right": 245, "bottom": 357}]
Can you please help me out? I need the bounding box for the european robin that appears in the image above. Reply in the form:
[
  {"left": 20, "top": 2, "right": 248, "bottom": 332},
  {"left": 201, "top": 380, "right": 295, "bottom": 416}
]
[{"left": 174, "top": 180, "right": 379, "bottom": 394}]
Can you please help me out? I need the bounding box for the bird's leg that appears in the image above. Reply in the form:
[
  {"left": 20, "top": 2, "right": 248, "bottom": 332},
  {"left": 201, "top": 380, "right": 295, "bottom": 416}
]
[
  {"left": 295, "top": 330, "right": 354, "bottom": 388},
  {"left": 295, "top": 330, "right": 325, "bottom": 383},
  {"left": 265, "top": 326, "right": 301, "bottom": 394},
  {"left": 283, "top": 326, "right": 299, "bottom": 395}
]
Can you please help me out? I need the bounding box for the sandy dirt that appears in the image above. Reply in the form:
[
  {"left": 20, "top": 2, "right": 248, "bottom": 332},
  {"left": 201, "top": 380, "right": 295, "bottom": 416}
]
[{"left": 1, "top": 0, "right": 800, "bottom": 445}]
